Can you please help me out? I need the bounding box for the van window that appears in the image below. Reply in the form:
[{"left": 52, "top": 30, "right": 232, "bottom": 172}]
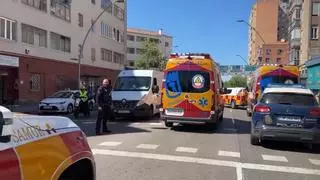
[
  {"left": 114, "top": 76, "right": 151, "bottom": 91},
  {"left": 166, "top": 71, "right": 210, "bottom": 93}
]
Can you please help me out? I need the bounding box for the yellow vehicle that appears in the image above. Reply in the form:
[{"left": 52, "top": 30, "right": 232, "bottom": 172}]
[
  {"left": 222, "top": 87, "right": 248, "bottom": 109},
  {"left": 0, "top": 106, "right": 95, "bottom": 180},
  {"left": 160, "top": 53, "right": 225, "bottom": 128}
]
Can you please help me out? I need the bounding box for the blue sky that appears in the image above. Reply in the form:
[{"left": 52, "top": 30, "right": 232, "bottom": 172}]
[{"left": 127, "top": 0, "right": 256, "bottom": 65}]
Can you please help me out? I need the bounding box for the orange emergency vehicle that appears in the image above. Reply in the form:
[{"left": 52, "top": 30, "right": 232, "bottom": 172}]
[
  {"left": 222, "top": 87, "right": 248, "bottom": 109},
  {"left": 0, "top": 106, "right": 95, "bottom": 180},
  {"left": 160, "top": 53, "right": 225, "bottom": 128}
]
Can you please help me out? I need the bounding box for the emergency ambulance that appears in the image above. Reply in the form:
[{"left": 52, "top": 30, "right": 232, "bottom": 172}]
[
  {"left": 160, "top": 53, "right": 225, "bottom": 128},
  {"left": 0, "top": 106, "right": 95, "bottom": 180},
  {"left": 222, "top": 87, "right": 248, "bottom": 109}
]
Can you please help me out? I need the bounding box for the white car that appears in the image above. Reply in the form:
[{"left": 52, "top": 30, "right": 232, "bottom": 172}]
[{"left": 39, "top": 90, "right": 95, "bottom": 114}]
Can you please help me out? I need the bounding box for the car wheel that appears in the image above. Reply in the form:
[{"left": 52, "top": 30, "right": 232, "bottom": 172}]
[
  {"left": 165, "top": 121, "right": 173, "bottom": 128},
  {"left": 148, "top": 105, "right": 154, "bottom": 119},
  {"left": 67, "top": 104, "right": 73, "bottom": 114},
  {"left": 219, "top": 111, "right": 224, "bottom": 122},
  {"left": 250, "top": 134, "right": 260, "bottom": 145},
  {"left": 231, "top": 101, "right": 236, "bottom": 109}
]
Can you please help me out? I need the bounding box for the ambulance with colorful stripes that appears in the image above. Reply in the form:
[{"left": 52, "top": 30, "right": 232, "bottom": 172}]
[
  {"left": 222, "top": 87, "right": 248, "bottom": 109},
  {"left": 0, "top": 106, "right": 95, "bottom": 180},
  {"left": 246, "top": 64, "right": 299, "bottom": 116},
  {"left": 160, "top": 53, "right": 225, "bottom": 128}
]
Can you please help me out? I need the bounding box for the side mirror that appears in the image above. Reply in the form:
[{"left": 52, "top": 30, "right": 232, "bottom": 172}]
[
  {"left": 152, "top": 85, "right": 160, "bottom": 94},
  {"left": 0, "top": 111, "right": 13, "bottom": 143}
]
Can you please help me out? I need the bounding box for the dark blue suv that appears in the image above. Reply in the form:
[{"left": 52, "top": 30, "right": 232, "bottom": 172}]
[{"left": 251, "top": 85, "right": 320, "bottom": 148}]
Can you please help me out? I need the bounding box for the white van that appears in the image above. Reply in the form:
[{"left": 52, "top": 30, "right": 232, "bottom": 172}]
[{"left": 112, "top": 70, "right": 163, "bottom": 118}]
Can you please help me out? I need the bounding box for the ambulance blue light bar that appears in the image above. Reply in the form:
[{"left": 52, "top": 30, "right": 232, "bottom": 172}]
[
  {"left": 169, "top": 53, "right": 211, "bottom": 59},
  {"left": 267, "top": 84, "right": 306, "bottom": 89}
]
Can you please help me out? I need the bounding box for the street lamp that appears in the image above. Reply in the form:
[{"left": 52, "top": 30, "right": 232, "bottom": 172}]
[
  {"left": 76, "top": 0, "right": 125, "bottom": 89},
  {"left": 236, "top": 54, "right": 248, "bottom": 65},
  {"left": 236, "top": 20, "right": 266, "bottom": 44}
]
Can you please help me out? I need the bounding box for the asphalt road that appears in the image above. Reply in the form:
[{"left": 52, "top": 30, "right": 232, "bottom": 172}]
[{"left": 16, "top": 108, "right": 320, "bottom": 180}]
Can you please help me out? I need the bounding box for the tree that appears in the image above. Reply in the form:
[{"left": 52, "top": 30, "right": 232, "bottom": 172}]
[
  {"left": 224, "top": 75, "right": 247, "bottom": 88},
  {"left": 135, "top": 40, "right": 167, "bottom": 70}
]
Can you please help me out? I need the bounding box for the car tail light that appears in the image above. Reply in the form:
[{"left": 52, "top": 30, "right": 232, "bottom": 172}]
[
  {"left": 237, "top": 96, "right": 240, "bottom": 100},
  {"left": 310, "top": 108, "right": 320, "bottom": 117},
  {"left": 254, "top": 105, "right": 270, "bottom": 113}
]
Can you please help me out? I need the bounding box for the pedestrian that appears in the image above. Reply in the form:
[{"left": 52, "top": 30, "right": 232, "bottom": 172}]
[{"left": 95, "top": 79, "right": 112, "bottom": 135}]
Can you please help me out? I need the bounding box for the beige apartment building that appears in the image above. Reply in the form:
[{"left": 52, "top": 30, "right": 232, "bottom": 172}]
[
  {"left": 0, "top": 0, "right": 127, "bottom": 103},
  {"left": 248, "top": 0, "right": 289, "bottom": 65},
  {"left": 127, "top": 28, "right": 173, "bottom": 67}
]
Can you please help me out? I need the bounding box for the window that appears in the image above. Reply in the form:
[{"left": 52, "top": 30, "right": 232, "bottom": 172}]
[
  {"left": 101, "top": 0, "right": 112, "bottom": 13},
  {"left": 114, "top": 4, "right": 124, "bottom": 20},
  {"left": 266, "top": 49, "right": 271, "bottom": 55},
  {"left": 136, "top": 36, "right": 146, "bottom": 42},
  {"left": 129, "top": 61, "right": 135, "bottom": 66},
  {"left": 116, "top": 29, "right": 120, "bottom": 42},
  {"left": 312, "top": 2, "right": 320, "bottom": 16},
  {"left": 29, "top": 73, "right": 41, "bottom": 92},
  {"left": 101, "top": 22, "right": 112, "bottom": 38},
  {"left": 295, "top": 9, "right": 301, "bottom": 19},
  {"left": 22, "top": 24, "right": 47, "bottom": 47},
  {"left": 261, "top": 93, "right": 316, "bottom": 106},
  {"left": 92, "top": 0, "right": 96, "bottom": 4},
  {"left": 78, "top": 13, "right": 83, "bottom": 27},
  {"left": 101, "top": 48, "right": 112, "bottom": 62},
  {"left": 150, "top": 38, "right": 159, "bottom": 44},
  {"left": 265, "top": 58, "right": 270, "bottom": 63},
  {"left": 276, "top": 58, "right": 281, "bottom": 63},
  {"left": 277, "top": 49, "right": 283, "bottom": 55},
  {"left": 127, "top": 35, "right": 135, "bottom": 41},
  {"left": 127, "top": 48, "right": 135, "bottom": 54},
  {"left": 50, "top": 32, "right": 71, "bottom": 52},
  {"left": 114, "top": 76, "right": 151, "bottom": 91},
  {"left": 311, "top": 25, "right": 319, "bottom": 40},
  {"left": 136, "top": 48, "right": 144, "bottom": 55},
  {"left": 0, "top": 17, "right": 17, "bottom": 41},
  {"left": 91, "top": 48, "right": 96, "bottom": 61},
  {"left": 50, "top": 0, "right": 71, "bottom": 21},
  {"left": 165, "top": 42, "right": 169, "bottom": 47},
  {"left": 113, "top": 52, "right": 122, "bottom": 63},
  {"left": 22, "top": 0, "right": 47, "bottom": 12}
]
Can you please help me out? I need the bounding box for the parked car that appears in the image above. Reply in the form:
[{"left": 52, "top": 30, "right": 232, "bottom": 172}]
[
  {"left": 0, "top": 106, "right": 95, "bottom": 180},
  {"left": 251, "top": 84, "right": 320, "bottom": 149},
  {"left": 39, "top": 90, "right": 95, "bottom": 114}
]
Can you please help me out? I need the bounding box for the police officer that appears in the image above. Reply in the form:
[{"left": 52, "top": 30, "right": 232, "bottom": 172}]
[
  {"left": 79, "top": 85, "right": 89, "bottom": 115},
  {"left": 95, "top": 79, "right": 112, "bottom": 135}
]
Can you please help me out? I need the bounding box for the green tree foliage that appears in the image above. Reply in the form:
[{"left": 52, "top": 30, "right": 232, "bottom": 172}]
[
  {"left": 135, "top": 40, "right": 167, "bottom": 70},
  {"left": 224, "top": 76, "right": 247, "bottom": 88}
]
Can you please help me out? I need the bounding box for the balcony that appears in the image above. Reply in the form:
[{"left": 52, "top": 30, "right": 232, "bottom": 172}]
[
  {"left": 290, "top": 37, "right": 301, "bottom": 47},
  {"left": 289, "top": 19, "right": 301, "bottom": 32},
  {"left": 50, "top": 1, "right": 71, "bottom": 22},
  {"left": 289, "top": 0, "right": 302, "bottom": 10}
]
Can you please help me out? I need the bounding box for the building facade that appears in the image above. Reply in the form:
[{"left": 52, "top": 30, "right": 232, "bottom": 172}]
[
  {"left": 0, "top": 0, "right": 127, "bottom": 104},
  {"left": 248, "top": 0, "right": 289, "bottom": 65},
  {"left": 127, "top": 28, "right": 173, "bottom": 67}
]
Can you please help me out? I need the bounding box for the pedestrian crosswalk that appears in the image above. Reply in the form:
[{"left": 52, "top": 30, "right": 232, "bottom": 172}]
[{"left": 95, "top": 141, "right": 320, "bottom": 167}]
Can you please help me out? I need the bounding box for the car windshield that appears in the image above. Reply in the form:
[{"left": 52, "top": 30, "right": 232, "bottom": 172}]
[
  {"left": 49, "top": 91, "right": 72, "bottom": 98},
  {"left": 166, "top": 71, "right": 210, "bottom": 93},
  {"left": 113, "top": 76, "right": 151, "bottom": 91},
  {"left": 261, "top": 93, "right": 317, "bottom": 106}
]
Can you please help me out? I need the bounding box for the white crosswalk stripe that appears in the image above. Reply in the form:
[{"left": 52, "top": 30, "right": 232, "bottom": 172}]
[
  {"left": 218, "top": 150, "right": 241, "bottom": 158},
  {"left": 99, "top": 141, "right": 123, "bottom": 147},
  {"left": 136, "top": 144, "right": 159, "bottom": 150},
  {"left": 309, "top": 159, "right": 320, "bottom": 166},
  {"left": 175, "top": 147, "right": 198, "bottom": 153},
  {"left": 262, "top": 154, "right": 288, "bottom": 162}
]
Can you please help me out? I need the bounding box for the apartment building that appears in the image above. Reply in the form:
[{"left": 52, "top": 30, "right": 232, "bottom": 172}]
[
  {"left": 248, "top": 0, "right": 290, "bottom": 65},
  {"left": 0, "top": 0, "right": 127, "bottom": 103},
  {"left": 127, "top": 28, "right": 173, "bottom": 67}
]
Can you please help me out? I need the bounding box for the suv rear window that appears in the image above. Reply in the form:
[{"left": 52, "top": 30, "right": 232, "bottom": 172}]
[
  {"left": 166, "top": 71, "right": 210, "bottom": 93},
  {"left": 261, "top": 93, "right": 317, "bottom": 106}
]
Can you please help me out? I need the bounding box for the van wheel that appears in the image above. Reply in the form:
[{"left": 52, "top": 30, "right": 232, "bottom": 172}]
[
  {"left": 148, "top": 105, "right": 154, "bottom": 119},
  {"left": 231, "top": 101, "right": 236, "bottom": 109},
  {"left": 251, "top": 134, "right": 260, "bottom": 146}
]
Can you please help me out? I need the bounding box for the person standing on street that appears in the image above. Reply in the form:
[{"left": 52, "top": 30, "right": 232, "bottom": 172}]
[{"left": 95, "top": 79, "right": 112, "bottom": 135}]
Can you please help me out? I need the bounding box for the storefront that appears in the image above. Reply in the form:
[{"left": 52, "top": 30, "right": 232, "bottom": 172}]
[{"left": 306, "top": 56, "right": 320, "bottom": 94}]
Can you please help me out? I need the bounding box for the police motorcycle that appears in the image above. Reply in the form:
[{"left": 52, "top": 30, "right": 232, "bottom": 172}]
[{"left": 73, "top": 92, "right": 90, "bottom": 119}]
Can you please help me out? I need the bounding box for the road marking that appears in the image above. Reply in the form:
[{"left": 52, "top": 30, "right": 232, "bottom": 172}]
[
  {"left": 92, "top": 149, "right": 320, "bottom": 176},
  {"left": 99, "top": 141, "right": 122, "bottom": 147},
  {"left": 262, "top": 154, "right": 288, "bottom": 162},
  {"left": 218, "top": 150, "right": 240, "bottom": 158},
  {"left": 236, "top": 167, "right": 243, "bottom": 180},
  {"left": 176, "top": 147, "right": 198, "bottom": 153},
  {"left": 309, "top": 159, "right": 320, "bottom": 166},
  {"left": 149, "top": 122, "right": 163, "bottom": 126},
  {"left": 136, "top": 144, "right": 159, "bottom": 150}
]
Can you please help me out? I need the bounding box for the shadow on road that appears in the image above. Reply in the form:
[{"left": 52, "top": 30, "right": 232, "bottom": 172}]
[{"left": 261, "top": 141, "right": 320, "bottom": 154}]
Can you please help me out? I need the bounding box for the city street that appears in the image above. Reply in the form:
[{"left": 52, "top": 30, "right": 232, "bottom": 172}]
[{"left": 63, "top": 108, "right": 320, "bottom": 180}]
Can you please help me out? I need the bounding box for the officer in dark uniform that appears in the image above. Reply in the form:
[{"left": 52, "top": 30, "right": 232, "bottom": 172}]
[{"left": 95, "top": 79, "right": 112, "bottom": 135}]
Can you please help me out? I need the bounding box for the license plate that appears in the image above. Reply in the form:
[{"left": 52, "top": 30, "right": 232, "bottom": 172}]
[
  {"left": 43, "top": 106, "right": 52, "bottom": 109},
  {"left": 277, "top": 116, "right": 301, "bottom": 122},
  {"left": 118, "top": 110, "right": 130, "bottom": 114},
  {"left": 165, "top": 108, "right": 184, "bottom": 116}
]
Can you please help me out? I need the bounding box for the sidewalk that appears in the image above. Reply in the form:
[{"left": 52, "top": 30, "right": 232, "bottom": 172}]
[{"left": 4, "top": 103, "right": 39, "bottom": 114}]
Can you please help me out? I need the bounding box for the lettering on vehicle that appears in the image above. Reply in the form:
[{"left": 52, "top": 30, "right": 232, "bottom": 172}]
[{"left": 11, "top": 123, "right": 57, "bottom": 143}]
